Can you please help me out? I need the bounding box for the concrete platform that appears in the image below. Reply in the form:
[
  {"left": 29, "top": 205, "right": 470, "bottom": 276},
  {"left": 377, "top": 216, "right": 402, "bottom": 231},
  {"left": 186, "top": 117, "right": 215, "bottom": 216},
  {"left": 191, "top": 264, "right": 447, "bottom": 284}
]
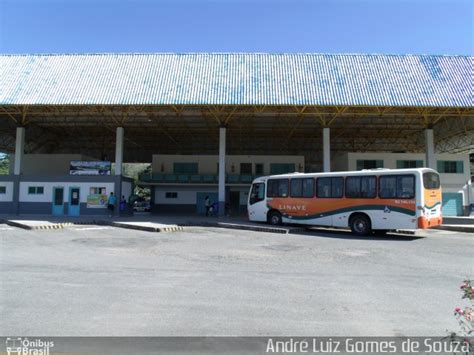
[
  {"left": 1, "top": 213, "right": 473, "bottom": 234},
  {"left": 110, "top": 221, "right": 183, "bottom": 233},
  {"left": 435, "top": 224, "right": 474, "bottom": 233},
  {"left": 202, "top": 221, "right": 306, "bottom": 234},
  {"left": 6, "top": 219, "right": 74, "bottom": 230},
  {"left": 442, "top": 216, "right": 474, "bottom": 225},
  {"left": 0, "top": 214, "right": 306, "bottom": 234}
]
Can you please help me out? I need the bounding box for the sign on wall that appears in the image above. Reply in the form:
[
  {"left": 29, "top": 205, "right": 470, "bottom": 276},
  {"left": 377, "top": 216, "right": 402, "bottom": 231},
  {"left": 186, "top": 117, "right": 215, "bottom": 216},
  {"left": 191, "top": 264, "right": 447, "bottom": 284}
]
[
  {"left": 70, "top": 161, "right": 111, "bottom": 175},
  {"left": 87, "top": 194, "right": 108, "bottom": 208}
]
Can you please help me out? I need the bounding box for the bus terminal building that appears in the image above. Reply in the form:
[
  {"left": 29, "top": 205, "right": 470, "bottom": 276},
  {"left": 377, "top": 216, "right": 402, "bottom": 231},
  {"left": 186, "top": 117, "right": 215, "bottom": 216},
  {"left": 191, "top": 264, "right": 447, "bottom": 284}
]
[{"left": 0, "top": 53, "right": 472, "bottom": 216}]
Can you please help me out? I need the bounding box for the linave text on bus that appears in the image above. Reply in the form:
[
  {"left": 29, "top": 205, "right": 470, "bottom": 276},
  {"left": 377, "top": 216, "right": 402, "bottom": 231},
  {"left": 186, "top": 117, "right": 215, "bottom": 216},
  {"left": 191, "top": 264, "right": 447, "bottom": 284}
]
[{"left": 277, "top": 204, "right": 307, "bottom": 212}]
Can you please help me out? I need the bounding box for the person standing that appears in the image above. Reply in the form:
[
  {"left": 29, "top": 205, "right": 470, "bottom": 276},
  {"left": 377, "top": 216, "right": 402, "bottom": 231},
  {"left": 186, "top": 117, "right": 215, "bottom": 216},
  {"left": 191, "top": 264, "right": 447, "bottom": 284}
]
[
  {"left": 107, "top": 192, "right": 117, "bottom": 217},
  {"left": 119, "top": 195, "right": 126, "bottom": 213},
  {"left": 204, "top": 195, "right": 211, "bottom": 216}
]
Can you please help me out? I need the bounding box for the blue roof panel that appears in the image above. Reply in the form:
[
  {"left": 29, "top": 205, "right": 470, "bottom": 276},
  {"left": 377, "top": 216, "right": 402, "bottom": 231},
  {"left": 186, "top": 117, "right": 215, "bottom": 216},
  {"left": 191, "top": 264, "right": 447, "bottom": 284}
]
[{"left": 0, "top": 53, "right": 471, "bottom": 107}]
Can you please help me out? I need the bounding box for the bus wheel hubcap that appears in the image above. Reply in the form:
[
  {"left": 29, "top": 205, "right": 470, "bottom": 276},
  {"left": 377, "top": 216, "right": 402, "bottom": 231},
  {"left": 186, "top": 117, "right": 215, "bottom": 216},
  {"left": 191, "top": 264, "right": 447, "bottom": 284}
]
[{"left": 355, "top": 220, "right": 365, "bottom": 232}]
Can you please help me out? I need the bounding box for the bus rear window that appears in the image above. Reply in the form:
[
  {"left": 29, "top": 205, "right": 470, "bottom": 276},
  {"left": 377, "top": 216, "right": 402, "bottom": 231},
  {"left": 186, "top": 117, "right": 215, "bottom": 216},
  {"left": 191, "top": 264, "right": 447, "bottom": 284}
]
[{"left": 423, "top": 172, "right": 440, "bottom": 189}]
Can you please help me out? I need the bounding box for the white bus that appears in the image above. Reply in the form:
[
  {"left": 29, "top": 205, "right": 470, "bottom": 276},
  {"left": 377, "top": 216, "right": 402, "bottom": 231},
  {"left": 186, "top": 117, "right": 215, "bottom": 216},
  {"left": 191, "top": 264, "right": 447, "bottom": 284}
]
[{"left": 247, "top": 168, "right": 442, "bottom": 235}]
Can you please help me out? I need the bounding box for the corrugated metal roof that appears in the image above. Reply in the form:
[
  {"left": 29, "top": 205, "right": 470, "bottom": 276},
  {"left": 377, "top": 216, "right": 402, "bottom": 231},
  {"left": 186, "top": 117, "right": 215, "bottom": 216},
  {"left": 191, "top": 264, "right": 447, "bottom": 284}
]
[{"left": 0, "top": 53, "right": 472, "bottom": 107}]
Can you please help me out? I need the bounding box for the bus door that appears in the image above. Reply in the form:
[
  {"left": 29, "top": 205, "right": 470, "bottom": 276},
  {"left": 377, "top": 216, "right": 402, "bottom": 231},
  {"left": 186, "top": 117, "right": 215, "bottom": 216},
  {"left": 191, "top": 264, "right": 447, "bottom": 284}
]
[{"left": 248, "top": 182, "right": 266, "bottom": 222}]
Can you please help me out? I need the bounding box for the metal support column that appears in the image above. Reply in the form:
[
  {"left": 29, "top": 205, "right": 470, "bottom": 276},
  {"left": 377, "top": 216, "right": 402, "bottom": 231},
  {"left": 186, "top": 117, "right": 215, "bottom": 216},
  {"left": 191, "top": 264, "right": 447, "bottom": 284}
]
[
  {"left": 13, "top": 127, "right": 25, "bottom": 214},
  {"left": 323, "top": 127, "right": 331, "bottom": 172},
  {"left": 115, "top": 127, "right": 124, "bottom": 176},
  {"left": 14, "top": 127, "right": 25, "bottom": 175},
  {"left": 218, "top": 126, "right": 226, "bottom": 216},
  {"left": 115, "top": 127, "right": 124, "bottom": 216}
]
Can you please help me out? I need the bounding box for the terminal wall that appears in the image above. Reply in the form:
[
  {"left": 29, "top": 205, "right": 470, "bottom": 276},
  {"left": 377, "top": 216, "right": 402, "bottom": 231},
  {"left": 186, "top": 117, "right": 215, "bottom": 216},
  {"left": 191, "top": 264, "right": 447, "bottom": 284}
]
[
  {"left": 9, "top": 154, "right": 95, "bottom": 175},
  {"left": 152, "top": 155, "right": 305, "bottom": 175}
]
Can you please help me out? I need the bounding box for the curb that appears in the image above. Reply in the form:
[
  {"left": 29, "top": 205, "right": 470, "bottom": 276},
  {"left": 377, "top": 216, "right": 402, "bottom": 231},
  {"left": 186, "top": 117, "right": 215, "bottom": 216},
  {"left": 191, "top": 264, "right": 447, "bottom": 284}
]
[
  {"left": 109, "top": 221, "right": 183, "bottom": 233},
  {"left": 214, "top": 222, "right": 294, "bottom": 234},
  {"left": 197, "top": 221, "right": 305, "bottom": 234},
  {"left": 6, "top": 221, "right": 74, "bottom": 230},
  {"left": 435, "top": 225, "right": 474, "bottom": 233}
]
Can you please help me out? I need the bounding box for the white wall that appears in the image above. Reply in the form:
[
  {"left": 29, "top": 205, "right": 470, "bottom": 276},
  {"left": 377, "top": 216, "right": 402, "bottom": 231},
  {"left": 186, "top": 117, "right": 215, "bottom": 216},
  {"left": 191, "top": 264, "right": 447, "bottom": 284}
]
[
  {"left": 154, "top": 185, "right": 250, "bottom": 205},
  {"left": 154, "top": 185, "right": 217, "bottom": 205},
  {"left": 152, "top": 155, "right": 304, "bottom": 175},
  {"left": 0, "top": 181, "right": 14, "bottom": 202},
  {"left": 10, "top": 154, "right": 93, "bottom": 175},
  {"left": 20, "top": 182, "right": 115, "bottom": 203},
  {"left": 332, "top": 152, "right": 348, "bottom": 172},
  {"left": 236, "top": 186, "right": 250, "bottom": 205}
]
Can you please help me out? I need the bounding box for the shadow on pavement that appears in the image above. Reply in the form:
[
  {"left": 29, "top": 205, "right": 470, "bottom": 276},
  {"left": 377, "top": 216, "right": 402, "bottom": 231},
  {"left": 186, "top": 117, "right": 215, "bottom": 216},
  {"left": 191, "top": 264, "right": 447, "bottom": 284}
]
[{"left": 295, "top": 227, "right": 425, "bottom": 241}]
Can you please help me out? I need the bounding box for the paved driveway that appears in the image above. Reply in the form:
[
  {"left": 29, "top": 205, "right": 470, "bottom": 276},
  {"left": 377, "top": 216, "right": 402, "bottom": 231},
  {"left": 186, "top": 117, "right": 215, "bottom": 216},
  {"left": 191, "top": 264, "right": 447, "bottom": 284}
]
[{"left": 0, "top": 225, "right": 472, "bottom": 336}]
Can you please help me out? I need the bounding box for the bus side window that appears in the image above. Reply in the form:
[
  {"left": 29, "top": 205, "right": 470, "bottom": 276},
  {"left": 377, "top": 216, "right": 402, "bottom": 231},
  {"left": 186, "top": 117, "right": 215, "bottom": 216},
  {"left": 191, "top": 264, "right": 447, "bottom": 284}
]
[
  {"left": 379, "top": 175, "right": 415, "bottom": 199},
  {"left": 267, "top": 179, "right": 288, "bottom": 198},
  {"left": 346, "top": 176, "right": 376, "bottom": 198},
  {"left": 360, "top": 176, "right": 376, "bottom": 198},
  {"left": 379, "top": 176, "right": 397, "bottom": 198},
  {"left": 278, "top": 180, "right": 289, "bottom": 197},
  {"left": 345, "top": 177, "right": 361, "bottom": 198},
  {"left": 267, "top": 180, "right": 278, "bottom": 197},
  {"left": 398, "top": 175, "right": 415, "bottom": 199},
  {"left": 317, "top": 177, "right": 343, "bottom": 198},
  {"left": 290, "top": 179, "right": 303, "bottom": 197},
  {"left": 332, "top": 177, "right": 344, "bottom": 197},
  {"left": 302, "top": 178, "right": 314, "bottom": 197},
  {"left": 317, "top": 178, "right": 331, "bottom": 198}
]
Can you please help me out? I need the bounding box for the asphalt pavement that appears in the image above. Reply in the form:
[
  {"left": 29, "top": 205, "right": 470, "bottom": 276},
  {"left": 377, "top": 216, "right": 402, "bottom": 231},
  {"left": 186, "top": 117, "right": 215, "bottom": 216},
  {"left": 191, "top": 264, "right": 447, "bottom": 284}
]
[{"left": 0, "top": 224, "right": 472, "bottom": 336}]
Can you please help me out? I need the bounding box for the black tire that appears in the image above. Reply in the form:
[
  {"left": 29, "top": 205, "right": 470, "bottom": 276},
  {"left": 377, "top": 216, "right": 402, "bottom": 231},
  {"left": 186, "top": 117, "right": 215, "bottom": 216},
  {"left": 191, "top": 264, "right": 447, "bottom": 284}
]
[
  {"left": 349, "top": 214, "right": 372, "bottom": 236},
  {"left": 268, "top": 210, "right": 282, "bottom": 225}
]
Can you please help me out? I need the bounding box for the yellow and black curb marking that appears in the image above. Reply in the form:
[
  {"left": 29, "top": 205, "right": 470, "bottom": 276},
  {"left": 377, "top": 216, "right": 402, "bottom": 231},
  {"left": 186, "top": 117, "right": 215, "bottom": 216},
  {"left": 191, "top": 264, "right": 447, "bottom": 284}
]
[
  {"left": 158, "top": 226, "right": 184, "bottom": 232},
  {"left": 31, "top": 223, "right": 74, "bottom": 230},
  {"left": 109, "top": 222, "right": 184, "bottom": 233},
  {"left": 6, "top": 221, "right": 74, "bottom": 230},
  {"left": 214, "top": 222, "right": 292, "bottom": 234}
]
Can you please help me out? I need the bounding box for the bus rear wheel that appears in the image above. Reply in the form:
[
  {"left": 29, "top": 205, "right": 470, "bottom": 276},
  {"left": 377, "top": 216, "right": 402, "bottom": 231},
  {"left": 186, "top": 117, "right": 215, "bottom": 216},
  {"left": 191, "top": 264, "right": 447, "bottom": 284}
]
[
  {"left": 349, "top": 214, "right": 372, "bottom": 236},
  {"left": 268, "top": 210, "right": 282, "bottom": 225}
]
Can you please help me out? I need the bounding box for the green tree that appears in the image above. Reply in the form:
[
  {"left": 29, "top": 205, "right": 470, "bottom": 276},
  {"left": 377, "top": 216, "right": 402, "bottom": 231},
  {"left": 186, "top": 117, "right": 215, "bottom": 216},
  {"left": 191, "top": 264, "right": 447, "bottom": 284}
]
[{"left": 0, "top": 154, "right": 9, "bottom": 175}]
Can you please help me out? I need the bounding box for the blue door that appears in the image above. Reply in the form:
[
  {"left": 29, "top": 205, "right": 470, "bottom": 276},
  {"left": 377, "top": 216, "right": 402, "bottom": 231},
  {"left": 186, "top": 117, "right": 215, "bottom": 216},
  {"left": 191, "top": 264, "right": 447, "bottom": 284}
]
[
  {"left": 68, "top": 187, "right": 80, "bottom": 216},
  {"left": 196, "top": 192, "right": 218, "bottom": 215},
  {"left": 442, "top": 192, "right": 463, "bottom": 216},
  {"left": 52, "top": 187, "right": 64, "bottom": 216}
]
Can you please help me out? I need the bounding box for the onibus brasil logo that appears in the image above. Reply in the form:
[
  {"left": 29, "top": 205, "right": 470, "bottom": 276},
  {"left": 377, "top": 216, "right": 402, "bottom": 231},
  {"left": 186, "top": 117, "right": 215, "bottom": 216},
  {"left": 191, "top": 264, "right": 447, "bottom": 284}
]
[{"left": 5, "top": 337, "right": 54, "bottom": 355}]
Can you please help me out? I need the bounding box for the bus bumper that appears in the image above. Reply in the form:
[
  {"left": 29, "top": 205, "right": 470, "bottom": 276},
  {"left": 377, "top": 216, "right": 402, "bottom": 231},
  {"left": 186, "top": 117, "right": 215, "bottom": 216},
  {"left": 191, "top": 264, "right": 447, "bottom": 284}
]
[{"left": 417, "top": 216, "right": 443, "bottom": 229}]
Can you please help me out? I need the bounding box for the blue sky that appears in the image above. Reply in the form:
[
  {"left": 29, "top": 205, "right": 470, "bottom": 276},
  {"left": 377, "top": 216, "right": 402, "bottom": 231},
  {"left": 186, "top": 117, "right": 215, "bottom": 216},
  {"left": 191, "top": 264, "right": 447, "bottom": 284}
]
[{"left": 0, "top": 0, "right": 472, "bottom": 55}]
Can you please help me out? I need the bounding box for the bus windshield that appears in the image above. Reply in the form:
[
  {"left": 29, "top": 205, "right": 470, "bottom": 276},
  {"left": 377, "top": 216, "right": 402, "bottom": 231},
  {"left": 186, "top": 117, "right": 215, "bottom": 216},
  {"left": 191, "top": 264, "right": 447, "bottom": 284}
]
[
  {"left": 423, "top": 172, "right": 440, "bottom": 189},
  {"left": 249, "top": 183, "right": 265, "bottom": 205}
]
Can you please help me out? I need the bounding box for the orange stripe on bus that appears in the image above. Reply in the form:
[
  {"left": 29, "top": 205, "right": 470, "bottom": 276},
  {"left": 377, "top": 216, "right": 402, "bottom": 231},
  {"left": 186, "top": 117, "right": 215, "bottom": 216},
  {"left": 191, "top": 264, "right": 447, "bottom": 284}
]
[{"left": 267, "top": 198, "right": 416, "bottom": 217}]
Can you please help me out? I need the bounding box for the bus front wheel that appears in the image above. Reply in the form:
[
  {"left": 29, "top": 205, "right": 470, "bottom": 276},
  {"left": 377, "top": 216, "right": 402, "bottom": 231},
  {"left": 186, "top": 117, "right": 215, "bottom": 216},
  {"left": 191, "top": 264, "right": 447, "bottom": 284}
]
[
  {"left": 349, "top": 214, "right": 372, "bottom": 236},
  {"left": 268, "top": 210, "right": 282, "bottom": 225}
]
